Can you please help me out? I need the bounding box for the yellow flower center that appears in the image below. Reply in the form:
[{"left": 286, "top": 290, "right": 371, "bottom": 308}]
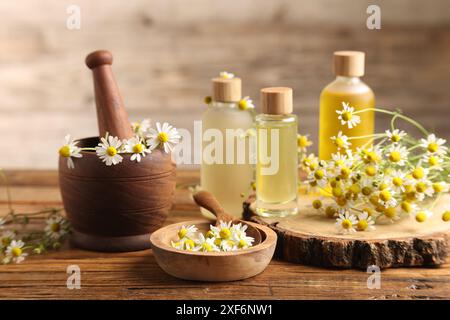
[
  {"left": 219, "top": 228, "right": 231, "bottom": 239},
  {"left": 379, "top": 182, "right": 388, "bottom": 190},
  {"left": 336, "top": 197, "right": 347, "bottom": 207},
  {"left": 202, "top": 243, "right": 213, "bottom": 252},
  {"left": 325, "top": 206, "right": 336, "bottom": 218},
  {"left": 412, "top": 167, "right": 424, "bottom": 179},
  {"left": 184, "top": 239, "right": 195, "bottom": 250},
  {"left": 312, "top": 199, "right": 322, "bottom": 209},
  {"left": 379, "top": 189, "right": 392, "bottom": 202},
  {"left": 369, "top": 195, "right": 379, "bottom": 206},
  {"left": 442, "top": 211, "right": 450, "bottom": 222},
  {"left": 132, "top": 143, "right": 143, "bottom": 154},
  {"left": 415, "top": 212, "right": 427, "bottom": 223},
  {"left": 314, "top": 170, "right": 325, "bottom": 180},
  {"left": 214, "top": 238, "right": 222, "bottom": 246},
  {"left": 362, "top": 207, "right": 374, "bottom": 217},
  {"left": 238, "top": 239, "right": 247, "bottom": 248},
  {"left": 238, "top": 99, "right": 248, "bottom": 110},
  {"left": 391, "top": 134, "right": 401, "bottom": 142},
  {"left": 401, "top": 201, "right": 412, "bottom": 213},
  {"left": 178, "top": 228, "right": 187, "bottom": 239},
  {"left": 428, "top": 156, "right": 439, "bottom": 166},
  {"left": 349, "top": 183, "right": 361, "bottom": 194},
  {"left": 341, "top": 219, "right": 353, "bottom": 229},
  {"left": 415, "top": 182, "right": 427, "bottom": 193},
  {"left": 297, "top": 135, "right": 310, "bottom": 148},
  {"left": 11, "top": 247, "right": 22, "bottom": 257},
  {"left": 205, "top": 230, "right": 215, "bottom": 238},
  {"left": 392, "top": 177, "right": 403, "bottom": 187},
  {"left": 365, "top": 166, "right": 377, "bottom": 176},
  {"left": 433, "top": 183, "right": 444, "bottom": 193},
  {"left": 335, "top": 137, "right": 345, "bottom": 148},
  {"left": 362, "top": 187, "right": 372, "bottom": 196},
  {"left": 341, "top": 112, "right": 352, "bottom": 121},
  {"left": 357, "top": 220, "right": 369, "bottom": 231},
  {"left": 332, "top": 187, "right": 343, "bottom": 198},
  {"left": 340, "top": 167, "right": 351, "bottom": 179},
  {"left": 106, "top": 146, "right": 117, "bottom": 156},
  {"left": 157, "top": 132, "right": 169, "bottom": 143},
  {"left": 389, "top": 151, "right": 401, "bottom": 162},
  {"left": 50, "top": 223, "right": 60, "bottom": 232},
  {"left": 384, "top": 207, "right": 397, "bottom": 218},
  {"left": 59, "top": 145, "right": 71, "bottom": 158},
  {"left": 427, "top": 142, "right": 439, "bottom": 153}
]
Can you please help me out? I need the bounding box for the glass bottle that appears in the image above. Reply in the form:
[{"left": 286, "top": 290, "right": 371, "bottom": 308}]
[
  {"left": 319, "top": 51, "right": 375, "bottom": 160},
  {"left": 201, "top": 75, "right": 254, "bottom": 218},
  {"left": 256, "top": 87, "right": 298, "bottom": 217}
]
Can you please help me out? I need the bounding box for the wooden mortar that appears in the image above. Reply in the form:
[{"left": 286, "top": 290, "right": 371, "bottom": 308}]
[{"left": 58, "top": 50, "right": 176, "bottom": 252}]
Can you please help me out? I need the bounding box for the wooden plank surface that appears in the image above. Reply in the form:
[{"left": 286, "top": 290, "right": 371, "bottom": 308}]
[{"left": 1, "top": 169, "right": 450, "bottom": 300}]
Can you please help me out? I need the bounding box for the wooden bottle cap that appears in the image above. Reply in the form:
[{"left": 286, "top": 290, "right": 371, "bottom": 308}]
[
  {"left": 260, "top": 87, "right": 293, "bottom": 115},
  {"left": 333, "top": 51, "right": 365, "bottom": 77},
  {"left": 212, "top": 77, "right": 242, "bottom": 102}
]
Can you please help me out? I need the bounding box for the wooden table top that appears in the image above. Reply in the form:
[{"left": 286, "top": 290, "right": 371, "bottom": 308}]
[{"left": 1, "top": 169, "right": 449, "bottom": 300}]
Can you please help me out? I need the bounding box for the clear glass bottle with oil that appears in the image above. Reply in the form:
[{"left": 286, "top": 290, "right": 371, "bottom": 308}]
[
  {"left": 201, "top": 74, "right": 254, "bottom": 218},
  {"left": 256, "top": 87, "right": 298, "bottom": 217},
  {"left": 319, "top": 51, "right": 375, "bottom": 160}
]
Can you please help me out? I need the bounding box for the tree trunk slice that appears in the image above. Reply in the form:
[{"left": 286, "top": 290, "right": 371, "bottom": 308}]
[{"left": 243, "top": 194, "right": 450, "bottom": 269}]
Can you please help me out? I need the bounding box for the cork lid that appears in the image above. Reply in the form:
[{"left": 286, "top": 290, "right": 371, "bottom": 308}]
[
  {"left": 212, "top": 77, "right": 242, "bottom": 102},
  {"left": 333, "top": 51, "right": 365, "bottom": 77},
  {"left": 260, "top": 87, "right": 293, "bottom": 115}
]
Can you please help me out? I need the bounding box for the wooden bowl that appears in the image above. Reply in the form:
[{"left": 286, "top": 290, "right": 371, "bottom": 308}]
[
  {"left": 150, "top": 220, "right": 277, "bottom": 281},
  {"left": 59, "top": 137, "right": 176, "bottom": 252}
]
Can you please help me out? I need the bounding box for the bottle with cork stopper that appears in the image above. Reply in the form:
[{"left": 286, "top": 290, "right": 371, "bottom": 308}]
[
  {"left": 255, "top": 87, "right": 298, "bottom": 217},
  {"left": 319, "top": 51, "right": 375, "bottom": 160},
  {"left": 201, "top": 73, "right": 254, "bottom": 218}
]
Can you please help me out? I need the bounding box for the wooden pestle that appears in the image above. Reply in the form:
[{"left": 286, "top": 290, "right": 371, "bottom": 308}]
[{"left": 86, "top": 50, "right": 134, "bottom": 139}]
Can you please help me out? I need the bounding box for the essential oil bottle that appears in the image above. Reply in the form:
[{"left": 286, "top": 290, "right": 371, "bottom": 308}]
[
  {"left": 255, "top": 87, "right": 298, "bottom": 217},
  {"left": 319, "top": 51, "right": 375, "bottom": 159},
  {"left": 201, "top": 75, "right": 254, "bottom": 218}
]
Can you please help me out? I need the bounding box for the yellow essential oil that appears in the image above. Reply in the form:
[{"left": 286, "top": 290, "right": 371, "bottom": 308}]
[
  {"left": 256, "top": 87, "right": 298, "bottom": 217},
  {"left": 319, "top": 51, "right": 375, "bottom": 160}
]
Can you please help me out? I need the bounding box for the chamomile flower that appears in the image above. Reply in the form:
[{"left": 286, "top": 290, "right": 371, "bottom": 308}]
[
  {"left": 331, "top": 152, "right": 353, "bottom": 168},
  {"left": 309, "top": 167, "right": 328, "bottom": 188},
  {"left": 377, "top": 188, "right": 398, "bottom": 208},
  {"left": 230, "top": 223, "right": 248, "bottom": 238},
  {"left": 387, "top": 145, "right": 409, "bottom": 166},
  {"left": 297, "top": 134, "right": 313, "bottom": 152},
  {"left": 124, "top": 136, "right": 151, "bottom": 162},
  {"left": 45, "top": 215, "right": 69, "bottom": 240},
  {"left": 4, "top": 240, "right": 28, "bottom": 264},
  {"left": 385, "top": 129, "right": 406, "bottom": 143},
  {"left": 58, "top": 134, "right": 82, "bottom": 169},
  {"left": 420, "top": 134, "right": 447, "bottom": 155},
  {"left": 0, "top": 230, "right": 15, "bottom": 248},
  {"left": 146, "top": 122, "right": 181, "bottom": 153},
  {"left": 132, "top": 119, "right": 151, "bottom": 136},
  {"left": 238, "top": 96, "right": 255, "bottom": 110},
  {"left": 382, "top": 207, "right": 400, "bottom": 223},
  {"left": 210, "top": 221, "right": 233, "bottom": 240},
  {"left": 301, "top": 153, "right": 319, "bottom": 171},
  {"left": 336, "top": 102, "right": 361, "bottom": 129},
  {"left": 359, "top": 146, "right": 382, "bottom": 164},
  {"left": 219, "top": 71, "right": 234, "bottom": 79},
  {"left": 415, "top": 210, "right": 433, "bottom": 223},
  {"left": 193, "top": 234, "right": 220, "bottom": 252},
  {"left": 414, "top": 179, "right": 434, "bottom": 199},
  {"left": 331, "top": 131, "right": 351, "bottom": 150},
  {"left": 356, "top": 212, "right": 376, "bottom": 231},
  {"left": 335, "top": 210, "right": 357, "bottom": 234},
  {"left": 433, "top": 181, "right": 449, "bottom": 194},
  {"left": 177, "top": 225, "right": 198, "bottom": 240},
  {"left": 232, "top": 233, "right": 254, "bottom": 249},
  {"left": 95, "top": 135, "right": 123, "bottom": 166},
  {"left": 387, "top": 170, "right": 408, "bottom": 193},
  {"left": 216, "top": 238, "right": 236, "bottom": 252},
  {"left": 423, "top": 154, "right": 444, "bottom": 171}
]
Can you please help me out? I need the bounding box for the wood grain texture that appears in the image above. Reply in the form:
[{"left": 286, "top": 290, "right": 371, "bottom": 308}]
[
  {"left": 244, "top": 195, "right": 450, "bottom": 269},
  {"left": 0, "top": 0, "right": 450, "bottom": 169},
  {"left": 1, "top": 169, "right": 450, "bottom": 299}
]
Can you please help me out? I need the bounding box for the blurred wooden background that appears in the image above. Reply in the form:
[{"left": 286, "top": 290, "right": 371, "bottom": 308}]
[{"left": 0, "top": 0, "right": 449, "bottom": 168}]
